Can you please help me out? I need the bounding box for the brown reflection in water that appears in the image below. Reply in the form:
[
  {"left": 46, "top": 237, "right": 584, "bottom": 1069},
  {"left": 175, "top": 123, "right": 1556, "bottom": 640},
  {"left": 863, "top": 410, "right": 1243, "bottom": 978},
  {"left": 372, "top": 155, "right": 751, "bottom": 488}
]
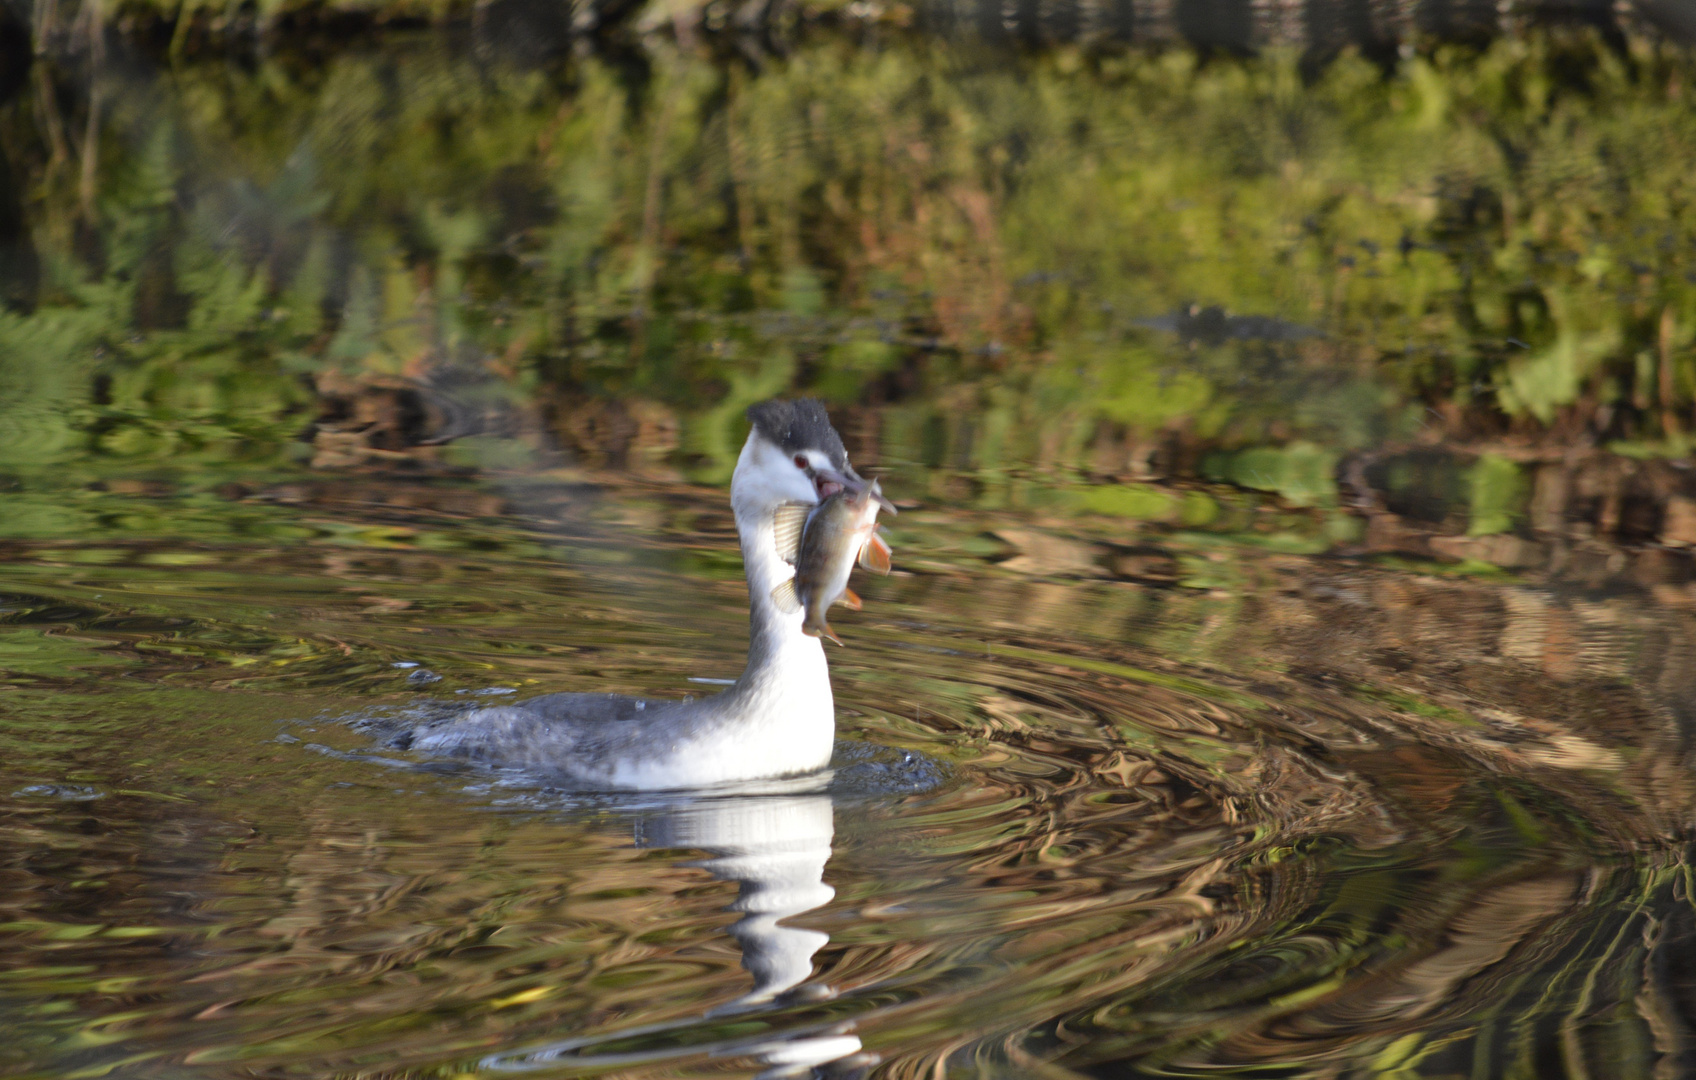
[{"left": 1, "top": 478, "right": 1695, "bottom": 1077}]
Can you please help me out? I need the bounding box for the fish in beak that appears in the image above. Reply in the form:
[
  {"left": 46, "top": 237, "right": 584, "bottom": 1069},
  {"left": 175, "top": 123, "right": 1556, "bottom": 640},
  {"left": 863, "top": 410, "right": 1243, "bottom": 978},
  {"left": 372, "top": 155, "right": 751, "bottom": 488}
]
[
  {"left": 808, "top": 463, "right": 897, "bottom": 514},
  {"left": 770, "top": 479, "right": 894, "bottom": 645}
]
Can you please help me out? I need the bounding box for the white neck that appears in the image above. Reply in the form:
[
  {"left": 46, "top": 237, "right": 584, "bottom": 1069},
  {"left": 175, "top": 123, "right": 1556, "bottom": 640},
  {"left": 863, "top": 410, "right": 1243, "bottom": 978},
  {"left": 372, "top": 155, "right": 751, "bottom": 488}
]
[{"left": 716, "top": 434, "right": 836, "bottom": 775}]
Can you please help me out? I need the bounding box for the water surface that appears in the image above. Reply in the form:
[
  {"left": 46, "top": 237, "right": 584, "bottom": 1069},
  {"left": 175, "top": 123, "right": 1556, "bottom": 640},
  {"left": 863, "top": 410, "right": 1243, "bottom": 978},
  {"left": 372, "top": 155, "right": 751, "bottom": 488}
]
[
  {"left": 4, "top": 4, "right": 1696, "bottom": 1077},
  {"left": 2, "top": 476, "right": 1694, "bottom": 1078}
]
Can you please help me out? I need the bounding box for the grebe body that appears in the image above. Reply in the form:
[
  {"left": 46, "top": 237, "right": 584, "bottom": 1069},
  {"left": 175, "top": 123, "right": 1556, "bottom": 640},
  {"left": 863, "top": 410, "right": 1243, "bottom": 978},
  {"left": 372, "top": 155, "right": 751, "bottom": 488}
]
[{"left": 392, "top": 399, "right": 873, "bottom": 790}]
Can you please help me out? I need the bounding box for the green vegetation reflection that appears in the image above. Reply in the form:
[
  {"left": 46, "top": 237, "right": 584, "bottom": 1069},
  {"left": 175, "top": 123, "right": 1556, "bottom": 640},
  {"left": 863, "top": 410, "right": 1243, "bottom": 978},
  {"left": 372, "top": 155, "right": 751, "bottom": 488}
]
[{"left": 4, "top": 31, "right": 1695, "bottom": 506}]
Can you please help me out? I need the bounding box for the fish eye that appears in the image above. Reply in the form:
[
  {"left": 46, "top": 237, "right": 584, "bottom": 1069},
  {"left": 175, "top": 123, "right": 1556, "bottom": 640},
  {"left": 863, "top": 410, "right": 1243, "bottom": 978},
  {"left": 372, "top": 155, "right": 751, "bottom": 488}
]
[{"left": 793, "top": 454, "right": 808, "bottom": 470}]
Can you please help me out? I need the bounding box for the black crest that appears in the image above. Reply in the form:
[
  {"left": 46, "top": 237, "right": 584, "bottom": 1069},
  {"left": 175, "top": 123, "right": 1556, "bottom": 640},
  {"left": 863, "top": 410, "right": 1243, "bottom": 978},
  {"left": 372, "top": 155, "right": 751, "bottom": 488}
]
[{"left": 746, "top": 398, "right": 849, "bottom": 470}]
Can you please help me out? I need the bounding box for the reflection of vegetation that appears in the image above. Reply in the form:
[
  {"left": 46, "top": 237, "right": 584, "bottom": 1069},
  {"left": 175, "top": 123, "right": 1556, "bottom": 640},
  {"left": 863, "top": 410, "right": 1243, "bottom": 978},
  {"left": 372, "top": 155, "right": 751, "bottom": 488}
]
[
  {"left": 3, "top": 32, "right": 1693, "bottom": 507},
  {"left": 4, "top": 20, "right": 1693, "bottom": 1074},
  {"left": 1466, "top": 452, "right": 1528, "bottom": 535},
  {"left": 8, "top": 479, "right": 1694, "bottom": 1076}
]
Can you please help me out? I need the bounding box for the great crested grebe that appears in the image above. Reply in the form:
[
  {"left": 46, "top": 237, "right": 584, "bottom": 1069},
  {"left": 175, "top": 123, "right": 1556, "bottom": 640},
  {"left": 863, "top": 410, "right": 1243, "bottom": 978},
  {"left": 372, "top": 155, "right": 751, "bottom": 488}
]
[{"left": 389, "top": 398, "right": 883, "bottom": 790}]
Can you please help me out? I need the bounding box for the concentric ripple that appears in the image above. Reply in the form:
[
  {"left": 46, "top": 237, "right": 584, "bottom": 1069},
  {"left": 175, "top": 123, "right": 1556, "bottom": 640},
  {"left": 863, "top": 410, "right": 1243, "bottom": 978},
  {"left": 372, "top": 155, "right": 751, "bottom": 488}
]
[{"left": 1, "top": 492, "right": 1694, "bottom": 1079}]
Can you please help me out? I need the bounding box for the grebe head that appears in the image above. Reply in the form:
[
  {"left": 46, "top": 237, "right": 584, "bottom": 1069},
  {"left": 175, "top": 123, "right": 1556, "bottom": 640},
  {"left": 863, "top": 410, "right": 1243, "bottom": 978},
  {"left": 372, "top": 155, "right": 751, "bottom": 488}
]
[{"left": 734, "top": 399, "right": 866, "bottom": 517}]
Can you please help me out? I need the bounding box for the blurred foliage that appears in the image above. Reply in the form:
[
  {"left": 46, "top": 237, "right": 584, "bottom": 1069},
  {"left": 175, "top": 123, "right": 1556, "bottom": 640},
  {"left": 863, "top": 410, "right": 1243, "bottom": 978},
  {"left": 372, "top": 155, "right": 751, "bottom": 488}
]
[
  {"left": 2, "top": 28, "right": 1694, "bottom": 510},
  {"left": 1466, "top": 452, "right": 1528, "bottom": 535},
  {"left": 1204, "top": 442, "right": 1342, "bottom": 508}
]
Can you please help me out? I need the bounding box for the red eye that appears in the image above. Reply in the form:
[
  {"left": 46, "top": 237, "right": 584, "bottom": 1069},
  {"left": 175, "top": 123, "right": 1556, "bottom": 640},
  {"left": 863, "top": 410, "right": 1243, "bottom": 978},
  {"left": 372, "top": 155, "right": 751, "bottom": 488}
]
[{"left": 793, "top": 454, "right": 808, "bottom": 470}]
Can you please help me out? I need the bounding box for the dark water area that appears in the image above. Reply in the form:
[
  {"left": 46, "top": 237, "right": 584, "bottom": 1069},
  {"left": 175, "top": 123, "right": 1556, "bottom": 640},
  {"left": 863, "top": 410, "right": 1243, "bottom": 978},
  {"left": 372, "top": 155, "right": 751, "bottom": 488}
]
[
  {"left": 5, "top": 0, "right": 1696, "bottom": 1077},
  {"left": 3, "top": 484, "right": 1696, "bottom": 1078}
]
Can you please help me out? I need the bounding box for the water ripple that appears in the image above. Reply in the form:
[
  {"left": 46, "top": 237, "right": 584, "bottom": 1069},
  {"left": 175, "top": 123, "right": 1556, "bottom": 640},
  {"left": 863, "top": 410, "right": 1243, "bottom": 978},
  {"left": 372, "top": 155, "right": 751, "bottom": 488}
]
[{"left": 0, "top": 507, "right": 1693, "bottom": 1077}]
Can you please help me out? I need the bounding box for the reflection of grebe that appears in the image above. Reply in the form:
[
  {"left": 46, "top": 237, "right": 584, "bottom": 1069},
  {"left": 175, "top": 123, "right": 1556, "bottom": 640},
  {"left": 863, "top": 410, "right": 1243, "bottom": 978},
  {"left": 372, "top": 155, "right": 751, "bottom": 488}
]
[
  {"left": 391, "top": 399, "right": 887, "bottom": 790},
  {"left": 646, "top": 795, "right": 839, "bottom": 1010},
  {"left": 484, "top": 794, "right": 870, "bottom": 1080}
]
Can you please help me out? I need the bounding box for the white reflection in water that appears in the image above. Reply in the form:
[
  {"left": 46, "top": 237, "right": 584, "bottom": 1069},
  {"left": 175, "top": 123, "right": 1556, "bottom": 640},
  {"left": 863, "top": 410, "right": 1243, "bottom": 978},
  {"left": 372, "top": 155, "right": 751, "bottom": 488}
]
[{"left": 484, "top": 792, "right": 864, "bottom": 1078}]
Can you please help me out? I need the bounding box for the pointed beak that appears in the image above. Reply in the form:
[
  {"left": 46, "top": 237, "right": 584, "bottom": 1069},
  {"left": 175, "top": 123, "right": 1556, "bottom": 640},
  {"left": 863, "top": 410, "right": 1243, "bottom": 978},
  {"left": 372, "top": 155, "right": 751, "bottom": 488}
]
[
  {"left": 811, "top": 466, "right": 851, "bottom": 501},
  {"left": 867, "top": 483, "right": 897, "bottom": 515},
  {"left": 841, "top": 466, "right": 897, "bottom": 515},
  {"left": 810, "top": 464, "right": 896, "bottom": 514}
]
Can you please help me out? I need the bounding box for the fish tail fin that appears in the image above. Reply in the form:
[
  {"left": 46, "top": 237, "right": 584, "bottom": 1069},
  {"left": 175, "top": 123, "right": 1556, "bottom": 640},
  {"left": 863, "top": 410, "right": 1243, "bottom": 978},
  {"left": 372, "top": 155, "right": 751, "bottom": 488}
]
[
  {"left": 771, "top": 577, "right": 802, "bottom": 614},
  {"left": 801, "top": 610, "right": 845, "bottom": 646}
]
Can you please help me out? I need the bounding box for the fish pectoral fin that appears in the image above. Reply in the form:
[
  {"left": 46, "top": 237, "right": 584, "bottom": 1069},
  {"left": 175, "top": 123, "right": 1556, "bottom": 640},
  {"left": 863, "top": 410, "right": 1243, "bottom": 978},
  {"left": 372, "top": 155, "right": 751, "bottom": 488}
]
[
  {"left": 771, "top": 502, "right": 812, "bottom": 563},
  {"left": 859, "top": 532, "right": 893, "bottom": 574},
  {"left": 770, "top": 577, "right": 802, "bottom": 614},
  {"left": 840, "top": 587, "right": 863, "bottom": 611}
]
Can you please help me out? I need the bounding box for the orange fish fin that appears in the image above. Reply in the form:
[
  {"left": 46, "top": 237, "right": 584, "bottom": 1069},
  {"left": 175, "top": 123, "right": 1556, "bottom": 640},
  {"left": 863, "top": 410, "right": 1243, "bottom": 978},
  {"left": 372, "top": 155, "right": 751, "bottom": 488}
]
[
  {"left": 771, "top": 502, "right": 811, "bottom": 564},
  {"left": 820, "top": 622, "right": 845, "bottom": 646},
  {"left": 770, "top": 577, "right": 801, "bottom": 614},
  {"left": 840, "top": 587, "right": 863, "bottom": 611},
  {"left": 859, "top": 532, "right": 893, "bottom": 574}
]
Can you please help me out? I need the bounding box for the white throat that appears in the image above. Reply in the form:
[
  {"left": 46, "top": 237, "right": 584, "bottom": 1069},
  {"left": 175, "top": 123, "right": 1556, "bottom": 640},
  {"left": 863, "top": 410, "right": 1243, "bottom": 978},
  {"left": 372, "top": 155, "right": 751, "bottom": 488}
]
[{"left": 718, "top": 431, "right": 836, "bottom": 773}]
